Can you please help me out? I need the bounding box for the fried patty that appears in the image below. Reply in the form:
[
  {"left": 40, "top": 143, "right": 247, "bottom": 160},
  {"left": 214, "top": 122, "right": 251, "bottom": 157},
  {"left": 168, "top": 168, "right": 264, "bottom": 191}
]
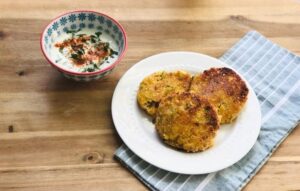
[
  {"left": 190, "top": 67, "right": 249, "bottom": 124},
  {"left": 137, "top": 71, "right": 192, "bottom": 117},
  {"left": 155, "top": 92, "right": 220, "bottom": 152}
]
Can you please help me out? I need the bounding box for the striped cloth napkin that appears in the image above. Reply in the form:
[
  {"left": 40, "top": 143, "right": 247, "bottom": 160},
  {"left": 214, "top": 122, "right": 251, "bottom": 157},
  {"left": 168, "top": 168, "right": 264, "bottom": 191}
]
[{"left": 115, "top": 31, "right": 300, "bottom": 191}]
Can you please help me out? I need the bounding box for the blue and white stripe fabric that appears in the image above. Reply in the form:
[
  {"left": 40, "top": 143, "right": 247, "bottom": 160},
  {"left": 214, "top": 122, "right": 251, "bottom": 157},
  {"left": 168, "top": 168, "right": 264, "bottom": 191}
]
[{"left": 115, "top": 31, "right": 300, "bottom": 191}]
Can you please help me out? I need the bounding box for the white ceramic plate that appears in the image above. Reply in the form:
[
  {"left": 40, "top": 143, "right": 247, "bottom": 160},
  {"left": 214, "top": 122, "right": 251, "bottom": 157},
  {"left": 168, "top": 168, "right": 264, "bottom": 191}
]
[{"left": 112, "top": 51, "right": 261, "bottom": 174}]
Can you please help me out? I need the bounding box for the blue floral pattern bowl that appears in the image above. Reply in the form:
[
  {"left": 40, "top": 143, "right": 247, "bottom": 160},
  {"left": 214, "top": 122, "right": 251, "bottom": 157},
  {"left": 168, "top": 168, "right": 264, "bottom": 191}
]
[{"left": 40, "top": 10, "right": 127, "bottom": 81}]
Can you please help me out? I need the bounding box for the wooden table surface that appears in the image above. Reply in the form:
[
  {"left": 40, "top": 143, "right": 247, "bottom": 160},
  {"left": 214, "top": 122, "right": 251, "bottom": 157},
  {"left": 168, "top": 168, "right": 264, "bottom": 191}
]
[{"left": 0, "top": 0, "right": 300, "bottom": 190}]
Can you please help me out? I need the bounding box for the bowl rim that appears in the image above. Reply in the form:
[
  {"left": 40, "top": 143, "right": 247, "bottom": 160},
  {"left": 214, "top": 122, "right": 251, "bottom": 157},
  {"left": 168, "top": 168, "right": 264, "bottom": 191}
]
[{"left": 40, "top": 10, "right": 127, "bottom": 76}]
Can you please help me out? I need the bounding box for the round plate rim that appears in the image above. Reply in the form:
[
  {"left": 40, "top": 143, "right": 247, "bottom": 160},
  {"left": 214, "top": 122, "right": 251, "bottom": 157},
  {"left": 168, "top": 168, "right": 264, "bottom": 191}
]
[{"left": 111, "top": 51, "right": 261, "bottom": 174}]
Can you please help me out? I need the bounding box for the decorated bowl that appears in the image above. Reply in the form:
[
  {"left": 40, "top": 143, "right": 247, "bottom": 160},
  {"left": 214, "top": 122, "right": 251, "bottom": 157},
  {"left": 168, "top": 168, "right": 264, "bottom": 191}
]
[{"left": 40, "top": 10, "right": 127, "bottom": 81}]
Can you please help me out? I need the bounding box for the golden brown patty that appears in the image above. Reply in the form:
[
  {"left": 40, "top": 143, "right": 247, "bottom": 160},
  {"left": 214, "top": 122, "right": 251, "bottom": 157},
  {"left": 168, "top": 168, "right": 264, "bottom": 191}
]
[
  {"left": 190, "top": 67, "right": 249, "bottom": 124},
  {"left": 155, "top": 92, "right": 219, "bottom": 152},
  {"left": 137, "top": 71, "right": 192, "bottom": 117}
]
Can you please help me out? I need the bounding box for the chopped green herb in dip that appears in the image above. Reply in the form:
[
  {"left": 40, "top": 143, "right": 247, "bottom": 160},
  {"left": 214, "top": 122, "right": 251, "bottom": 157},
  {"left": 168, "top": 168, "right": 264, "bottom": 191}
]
[{"left": 55, "top": 29, "right": 118, "bottom": 72}]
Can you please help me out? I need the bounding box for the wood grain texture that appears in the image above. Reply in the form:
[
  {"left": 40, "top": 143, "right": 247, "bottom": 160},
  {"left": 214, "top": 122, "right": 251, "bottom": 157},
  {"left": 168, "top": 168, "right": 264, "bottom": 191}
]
[{"left": 0, "top": 0, "right": 299, "bottom": 190}]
